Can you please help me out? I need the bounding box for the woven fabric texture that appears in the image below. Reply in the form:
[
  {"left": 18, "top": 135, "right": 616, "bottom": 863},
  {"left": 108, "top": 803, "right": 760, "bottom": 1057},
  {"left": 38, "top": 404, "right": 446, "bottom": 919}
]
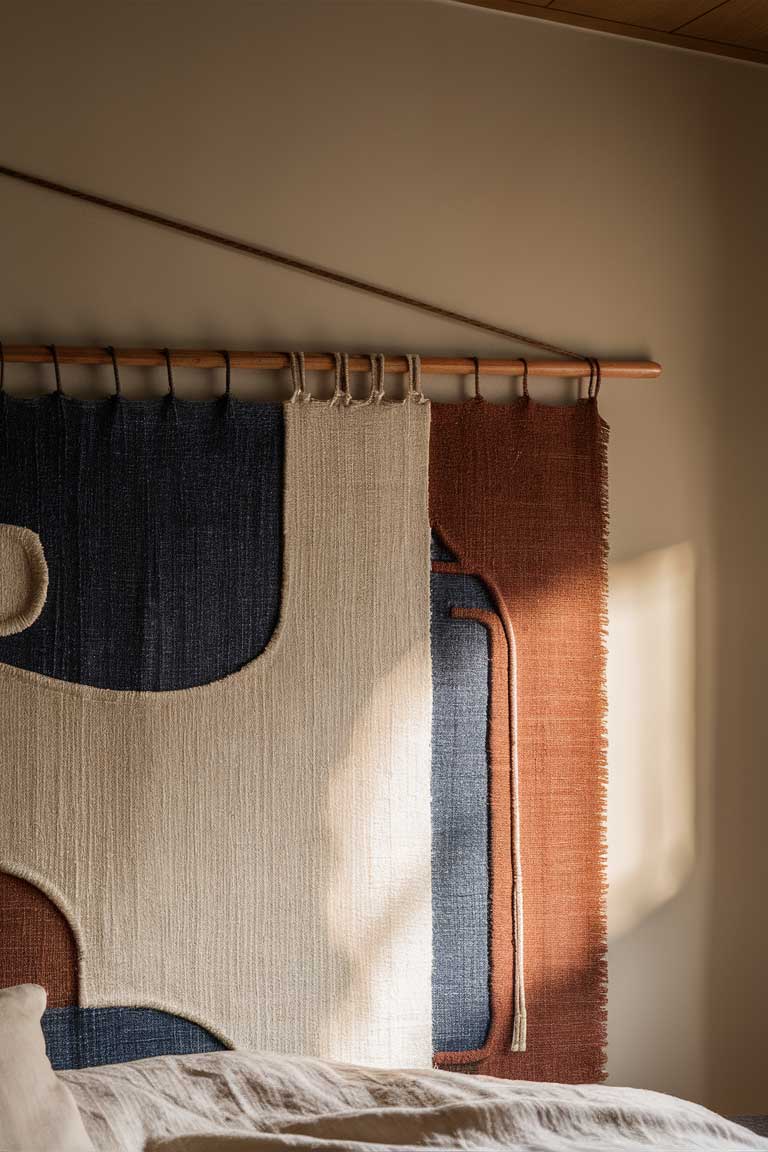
[
  {"left": 0, "top": 872, "right": 77, "bottom": 1006},
  {"left": 0, "top": 400, "right": 433, "bottom": 1068},
  {"left": 430, "top": 538, "right": 494, "bottom": 1053},
  {"left": 0, "top": 524, "right": 48, "bottom": 635},
  {"left": 42, "top": 1007, "right": 224, "bottom": 1071},
  {"left": 430, "top": 396, "right": 609, "bottom": 1083},
  {"left": 0, "top": 396, "right": 283, "bottom": 689}
]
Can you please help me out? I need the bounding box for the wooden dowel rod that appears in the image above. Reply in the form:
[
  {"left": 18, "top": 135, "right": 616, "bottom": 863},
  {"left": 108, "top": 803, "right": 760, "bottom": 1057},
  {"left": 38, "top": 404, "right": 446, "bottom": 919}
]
[{"left": 0, "top": 347, "right": 661, "bottom": 379}]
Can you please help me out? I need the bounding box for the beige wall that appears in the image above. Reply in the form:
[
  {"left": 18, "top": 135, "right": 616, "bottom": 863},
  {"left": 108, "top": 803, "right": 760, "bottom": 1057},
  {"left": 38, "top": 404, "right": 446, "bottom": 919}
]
[{"left": 1, "top": 0, "right": 766, "bottom": 1113}]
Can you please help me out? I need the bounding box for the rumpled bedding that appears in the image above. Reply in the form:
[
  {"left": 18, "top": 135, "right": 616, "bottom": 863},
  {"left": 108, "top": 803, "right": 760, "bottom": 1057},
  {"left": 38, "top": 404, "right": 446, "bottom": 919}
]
[{"left": 60, "top": 1050, "right": 767, "bottom": 1152}]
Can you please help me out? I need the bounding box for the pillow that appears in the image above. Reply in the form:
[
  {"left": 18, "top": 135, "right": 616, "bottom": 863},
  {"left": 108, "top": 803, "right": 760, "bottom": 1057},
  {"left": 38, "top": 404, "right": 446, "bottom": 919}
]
[{"left": 0, "top": 983, "right": 94, "bottom": 1151}]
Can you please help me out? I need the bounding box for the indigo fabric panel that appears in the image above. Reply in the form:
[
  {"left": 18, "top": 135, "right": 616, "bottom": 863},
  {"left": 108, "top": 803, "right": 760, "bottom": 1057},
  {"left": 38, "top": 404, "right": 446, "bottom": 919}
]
[
  {"left": 42, "top": 1007, "right": 224, "bottom": 1070},
  {"left": 431, "top": 536, "right": 493, "bottom": 1053},
  {"left": 0, "top": 396, "right": 283, "bottom": 690}
]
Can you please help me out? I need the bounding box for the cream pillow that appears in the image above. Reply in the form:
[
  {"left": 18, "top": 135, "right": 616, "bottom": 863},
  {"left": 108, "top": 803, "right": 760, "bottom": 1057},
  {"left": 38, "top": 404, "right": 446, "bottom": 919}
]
[{"left": 0, "top": 983, "right": 94, "bottom": 1151}]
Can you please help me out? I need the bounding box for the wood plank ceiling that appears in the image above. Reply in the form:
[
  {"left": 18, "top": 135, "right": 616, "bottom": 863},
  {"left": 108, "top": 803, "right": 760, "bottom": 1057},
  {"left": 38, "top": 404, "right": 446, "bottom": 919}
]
[{"left": 457, "top": 0, "right": 768, "bottom": 64}]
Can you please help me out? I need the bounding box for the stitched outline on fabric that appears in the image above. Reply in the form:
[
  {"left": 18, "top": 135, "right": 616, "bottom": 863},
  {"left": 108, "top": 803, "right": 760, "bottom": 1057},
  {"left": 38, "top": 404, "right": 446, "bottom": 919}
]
[
  {"left": 0, "top": 525, "right": 48, "bottom": 636},
  {"left": 430, "top": 524, "right": 525, "bottom": 1065}
]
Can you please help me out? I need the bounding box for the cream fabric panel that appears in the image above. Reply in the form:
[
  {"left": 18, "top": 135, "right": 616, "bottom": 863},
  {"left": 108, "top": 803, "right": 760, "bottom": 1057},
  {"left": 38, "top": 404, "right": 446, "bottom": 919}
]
[{"left": 0, "top": 401, "right": 433, "bottom": 1068}]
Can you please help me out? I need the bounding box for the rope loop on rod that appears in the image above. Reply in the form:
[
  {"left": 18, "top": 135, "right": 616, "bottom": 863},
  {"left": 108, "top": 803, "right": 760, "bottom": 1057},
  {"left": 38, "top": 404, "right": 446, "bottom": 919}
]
[
  {"left": 220, "top": 349, "right": 236, "bottom": 420},
  {"left": 107, "top": 346, "right": 121, "bottom": 396},
  {"left": 405, "top": 354, "right": 427, "bottom": 404},
  {"left": 357, "top": 355, "right": 375, "bottom": 406},
  {"left": 341, "top": 353, "right": 353, "bottom": 406},
  {"left": 50, "top": 345, "right": 63, "bottom": 397},
  {"left": 163, "top": 347, "right": 175, "bottom": 399},
  {"left": 330, "top": 353, "right": 346, "bottom": 407},
  {"left": 222, "top": 350, "right": 231, "bottom": 399},
  {"left": 584, "top": 356, "right": 602, "bottom": 400},
  {"left": 584, "top": 356, "right": 595, "bottom": 400},
  {"left": 473, "top": 357, "right": 482, "bottom": 400},
  {"left": 162, "top": 348, "right": 181, "bottom": 429},
  {"left": 519, "top": 357, "right": 529, "bottom": 400},
  {"left": 288, "top": 352, "right": 308, "bottom": 404},
  {"left": 372, "top": 354, "right": 386, "bottom": 405}
]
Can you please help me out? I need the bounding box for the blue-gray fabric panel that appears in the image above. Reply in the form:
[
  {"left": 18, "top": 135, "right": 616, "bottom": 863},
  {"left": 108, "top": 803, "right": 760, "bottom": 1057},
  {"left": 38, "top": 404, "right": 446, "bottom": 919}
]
[
  {"left": 42, "top": 1006, "right": 225, "bottom": 1070},
  {"left": 431, "top": 533, "right": 494, "bottom": 1052},
  {"left": 0, "top": 396, "right": 283, "bottom": 690}
]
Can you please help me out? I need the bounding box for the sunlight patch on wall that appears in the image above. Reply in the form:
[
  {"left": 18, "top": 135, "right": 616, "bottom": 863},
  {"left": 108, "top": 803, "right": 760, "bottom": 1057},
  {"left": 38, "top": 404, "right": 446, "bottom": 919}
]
[{"left": 607, "top": 543, "right": 696, "bottom": 940}]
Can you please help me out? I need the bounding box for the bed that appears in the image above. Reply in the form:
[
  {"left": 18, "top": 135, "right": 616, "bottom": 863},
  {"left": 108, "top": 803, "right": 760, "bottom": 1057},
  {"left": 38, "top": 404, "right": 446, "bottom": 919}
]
[
  {"left": 2, "top": 985, "right": 765, "bottom": 1152},
  {"left": 66, "top": 1049, "right": 768, "bottom": 1152}
]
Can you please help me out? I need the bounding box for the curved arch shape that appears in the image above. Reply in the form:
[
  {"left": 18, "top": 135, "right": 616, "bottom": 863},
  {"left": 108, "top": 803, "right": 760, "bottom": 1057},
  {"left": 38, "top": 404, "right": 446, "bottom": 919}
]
[
  {"left": 0, "top": 867, "right": 79, "bottom": 1006},
  {"left": 0, "top": 396, "right": 284, "bottom": 691},
  {"left": 0, "top": 866, "right": 235, "bottom": 1052},
  {"left": 42, "top": 1005, "right": 226, "bottom": 1070},
  {"left": 431, "top": 522, "right": 526, "bottom": 1057},
  {"left": 0, "top": 524, "right": 48, "bottom": 635}
]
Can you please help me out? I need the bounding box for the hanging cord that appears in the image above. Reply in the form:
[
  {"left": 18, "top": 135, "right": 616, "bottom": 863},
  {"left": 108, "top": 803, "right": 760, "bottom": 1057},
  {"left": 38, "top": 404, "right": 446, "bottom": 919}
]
[
  {"left": 162, "top": 346, "right": 180, "bottom": 430},
  {"left": 50, "top": 344, "right": 64, "bottom": 397},
  {"left": 372, "top": 353, "right": 386, "bottom": 404},
  {"left": 519, "top": 357, "right": 530, "bottom": 400},
  {"left": 330, "top": 353, "right": 342, "bottom": 406},
  {"left": 288, "top": 351, "right": 308, "bottom": 404},
  {"left": 163, "top": 347, "right": 175, "bottom": 399},
  {"left": 330, "top": 353, "right": 353, "bottom": 407},
  {"left": 0, "top": 341, "right": 7, "bottom": 452},
  {"left": 356, "top": 353, "right": 384, "bottom": 406},
  {"left": 220, "top": 349, "right": 235, "bottom": 419},
  {"left": 107, "top": 345, "right": 122, "bottom": 396},
  {"left": 585, "top": 356, "right": 601, "bottom": 401},
  {"left": 222, "top": 349, "right": 231, "bottom": 397},
  {"left": 341, "top": 353, "right": 353, "bottom": 406},
  {"left": 473, "top": 356, "right": 482, "bottom": 400},
  {"left": 404, "top": 354, "right": 427, "bottom": 404},
  {"left": 350, "top": 353, "right": 377, "bottom": 408},
  {"left": 352, "top": 355, "right": 374, "bottom": 407},
  {"left": 0, "top": 163, "right": 594, "bottom": 374},
  {"left": 508, "top": 615, "right": 526, "bottom": 1052},
  {"left": 106, "top": 345, "right": 129, "bottom": 462}
]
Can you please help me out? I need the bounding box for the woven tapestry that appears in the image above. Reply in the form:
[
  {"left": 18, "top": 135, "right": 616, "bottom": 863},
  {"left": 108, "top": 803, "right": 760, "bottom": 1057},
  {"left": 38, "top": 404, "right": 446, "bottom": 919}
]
[
  {"left": 430, "top": 395, "right": 608, "bottom": 1083},
  {"left": 0, "top": 394, "right": 433, "bottom": 1069},
  {"left": 0, "top": 384, "right": 608, "bottom": 1082}
]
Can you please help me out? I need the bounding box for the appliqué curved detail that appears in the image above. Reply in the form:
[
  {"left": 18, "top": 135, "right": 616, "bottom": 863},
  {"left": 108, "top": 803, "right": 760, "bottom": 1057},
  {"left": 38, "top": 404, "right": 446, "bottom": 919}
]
[{"left": 0, "top": 525, "right": 48, "bottom": 636}]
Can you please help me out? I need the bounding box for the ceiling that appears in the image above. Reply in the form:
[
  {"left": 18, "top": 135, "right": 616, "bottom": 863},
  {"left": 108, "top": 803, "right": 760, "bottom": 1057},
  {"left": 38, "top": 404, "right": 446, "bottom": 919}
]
[{"left": 457, "top": 0, "right": 768, "bottom": 65}]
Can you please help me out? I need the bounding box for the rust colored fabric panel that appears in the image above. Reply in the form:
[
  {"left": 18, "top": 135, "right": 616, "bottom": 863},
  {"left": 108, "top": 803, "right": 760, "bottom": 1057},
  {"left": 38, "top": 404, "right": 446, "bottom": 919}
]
[
  {"left": 0, "top": 872, "right": 78, "bottom": 1006},
  {"left": 429, "top": 397, "right": 608, "bottom": 1083}
]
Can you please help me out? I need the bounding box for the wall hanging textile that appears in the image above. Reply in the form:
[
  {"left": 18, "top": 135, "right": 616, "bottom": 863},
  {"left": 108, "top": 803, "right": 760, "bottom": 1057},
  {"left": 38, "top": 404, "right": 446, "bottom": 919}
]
[
  {"left": 0, "top": 166, "right": 645, "bottom": 1086},
  {"left": 430, "top": 395, "right": 608, "bottom": 1083},
  {"left": 0, "top": 372, "right": 609, "bottom": 1082},
  {"left": 0, "top": 393, "right": 434, "bottom": 1069}
]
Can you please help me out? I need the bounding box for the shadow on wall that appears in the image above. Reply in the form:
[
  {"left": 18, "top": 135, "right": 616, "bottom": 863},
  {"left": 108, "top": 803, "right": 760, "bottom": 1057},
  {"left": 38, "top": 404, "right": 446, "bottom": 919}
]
[{"left": 607, "top": 543, "right": 696, "bottom": 941}]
